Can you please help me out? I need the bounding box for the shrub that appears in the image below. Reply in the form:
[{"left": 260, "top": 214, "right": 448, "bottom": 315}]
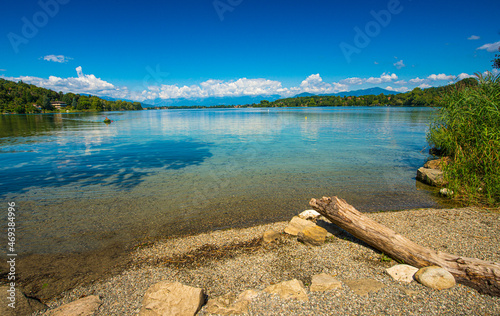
[{"left": 427, "top": 72, "right": 500, "bottom": 206}]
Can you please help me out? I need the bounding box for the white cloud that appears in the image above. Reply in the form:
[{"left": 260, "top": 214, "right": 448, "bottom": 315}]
[
  {"left": 409, "top": 77, "right": 425, "bottom": 84},
  {"left": 0, "top": 69, "right": 6, "bottom": 72},
  {"left": 366, "top": 73, "right": 398, "bottom": 84},
  {"left": 340, "top": 77, "right": 363, "bottom": 85},
  {"left": 374, "top": 61, "right": 379, "bottom": 65},
  {"left": 394, "top": 80, "right": 407, "bottom": 85},
  {"left": 419, "top": 83, "right": 431, "bottom": 89},
  {"left": 3, "top": 67, "right": 121, "bottom": 97},
  {"left": 385, "top": 86, "right": 409, "bottom": 93},
  {"left": 468, "top": 35, "right": 480, "bottom": 40},
  {"left": 477, "top": 41, "right": 500, "bottom": 52},
  {"left": 457, "top": 73, "right": 474, "bottom": 80},
  {"left": 298, "top": 74, "right": 347, "bottom": 94},
  {"left": 427, "top": 73, "right": 454, "bottom": 81},
  {"left": 393, "top": 60, "right": 406, "bottom": 69},
  {"left": 42, "top": 55, "right": 72, "bottom": 63}
]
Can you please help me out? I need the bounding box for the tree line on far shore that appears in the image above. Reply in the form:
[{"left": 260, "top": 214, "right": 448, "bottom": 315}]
[
  {"left": 253, "top": 78, "right": 479, "bottom": 108},
  {"left": 0, "top": 79, "right": 143, "bottom": 114}
]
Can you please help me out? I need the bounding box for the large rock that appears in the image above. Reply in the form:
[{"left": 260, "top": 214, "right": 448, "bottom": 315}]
[
  {"left": 204, "top": 290, "right": 259, "bottom": 315},
  {"left": 417, "top": 167, "right": 446, "bottom": 187},
  {"left": 47, "top": 295, "right": 102, "bottom": 316},
  {"left": 424, "top": 157, "right": 450, "bottom": 170},
  {"left": 386, "top": 264, "right": 419, "bottom": 283},
  {"left": 263, "top": 230, "right": 280, "bottom": 243},
  {"left": 344, "top": 279, "right": 386, "bottom": 296},
  {"left": 284, "top": 216, "right": 316, "bottom": 236},
  {"left": 310, "top": 273, "right": 342, "bottom": 292},
  {"left": 0, "top": 286, "right": 47, "bottom": 316},
  {"left": 264, "top": 279, "right": 309, "bottom": 301},
  {"left": 298, "top": 210, "right": 321, "bottom": 220},
  {"left": 139, "top": 281, "right": 204, "bottom": 316},
  {"left": 297, "top": 225, "right": 328, "bottom": 246},
  {"left": 414, "top": 266, "right": 456, "bottom": 290}
]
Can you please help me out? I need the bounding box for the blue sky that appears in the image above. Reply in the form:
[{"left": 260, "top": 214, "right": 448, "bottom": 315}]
[{"left": 1, "top": 0, "right": 499, "bottom": 102}]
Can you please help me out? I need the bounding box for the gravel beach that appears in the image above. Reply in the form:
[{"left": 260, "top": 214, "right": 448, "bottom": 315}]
[{"left": 35, "top": 206, "right": 500, "bottom": 315}]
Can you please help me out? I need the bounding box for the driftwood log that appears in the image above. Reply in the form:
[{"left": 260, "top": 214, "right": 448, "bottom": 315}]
[{"left": 309, "top": 196, "right": 500, "bottom": 296}]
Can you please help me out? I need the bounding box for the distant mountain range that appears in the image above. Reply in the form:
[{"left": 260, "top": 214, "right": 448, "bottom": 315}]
[
  {"left": 138, "top": 87, "right": 399, "bottom": 108},
  {"left": 293, "top": 87, "right": 400, "bottom": 98}
]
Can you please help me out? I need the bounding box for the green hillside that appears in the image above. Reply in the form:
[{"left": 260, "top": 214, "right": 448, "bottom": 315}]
[{"left": 0, "top": 78, "right": 142, "bottom": 114}]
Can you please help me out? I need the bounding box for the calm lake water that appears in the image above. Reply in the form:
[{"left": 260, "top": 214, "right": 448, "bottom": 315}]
[{"left": 0, "top": 107, "right": 442, "bottom": 255}]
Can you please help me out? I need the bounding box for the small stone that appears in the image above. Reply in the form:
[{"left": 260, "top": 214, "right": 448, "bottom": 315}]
[
  {"left": 284, "top": 216, "right": 316, "bottom": 236},
  {"left": 440, "top": 188, "right": 453, "bottom": 197},
  {"left": 297, "top": 225, "right": 327, "bottom": 246},
  {"left": 344, "top": 279, "right": 386, "bottom": 296},
  {"left": 298, "top": 210, "right": 321, "bottom": 220},
  {"left": 414, "top": 266, "right": 456, "bottom": 290},
  {"left": 263, "top": 230, "right": 280, "bottom": 243},
  {"left": 310, "top": 273, "right": 342, "bottom": 292},
  {"left": 47, "top": 295, "right": 102, "bottom": 316},
  {"left": 264, "top": 279, "right": 309, "bottom": 301},
  {"left": 386, "top": 264, "right": 419, "bottom": 283},
  {"left": 139, "top": 281, "right": 204, "bottom": 316}
]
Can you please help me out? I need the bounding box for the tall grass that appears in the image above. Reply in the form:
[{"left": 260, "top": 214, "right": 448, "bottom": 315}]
[{"left": 427, "top": 72, "right": 500, "bottom": 206}]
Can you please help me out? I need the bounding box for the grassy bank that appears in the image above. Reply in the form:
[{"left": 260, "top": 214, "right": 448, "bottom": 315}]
[{"left": 427, "top": 72, "right": 500, "bottom": 206}]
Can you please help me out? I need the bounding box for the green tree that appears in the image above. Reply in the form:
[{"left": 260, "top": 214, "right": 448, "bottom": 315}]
[
  {"left": 41, "top": 95, "right": 53, "bottom": 110},
  {"left": 493, "top": 47, "right": 500, "bottom": 69}
]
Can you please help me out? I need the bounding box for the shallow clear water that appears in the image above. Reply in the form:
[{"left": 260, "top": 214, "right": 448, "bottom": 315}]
[{"left": 0, "top": 107, "right": 441, "bottom": 255}]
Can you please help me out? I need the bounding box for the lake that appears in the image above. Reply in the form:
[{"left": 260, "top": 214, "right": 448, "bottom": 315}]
[{"left": 0, "top": 107, "right": 443, "bottom": 255}]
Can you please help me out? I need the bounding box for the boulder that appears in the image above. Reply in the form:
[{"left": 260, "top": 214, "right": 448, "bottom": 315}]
[
  {"left": 343, "top": 279, "right": 386, "bottom": 296},
  {"left": 386, "top": 264, "right": 419, "bottom": 283},
  {"left": 0, "top": 286, "right": 47, "bottom": 316},
  {"left": 139, "top": 281, "right": 204, "bottom": 316},
  {"left": 310, "top": 273, "right": 342, "bottom": 292},
  {"left": 47, "top": 295, "right": 102, "bottom": 316},
  {"left": 204, "top": 290, "right": 259, "bottom": 315},
  {"left": 263, "top": 230, "right": 280, "bottom": 243},
  {"left": 264, "top": 279, "right": 309, "bottom": 301},
  {"left": 284, "top": 216, "right": 316, "bottom": 236},
  {"left": 414, "top": 266, "right": 456, "bottom": 290},
  {"left": 424, "top": 157, "right": 450, "bottom": 170},
  {"left": 416, "top": 167, "right": 447, "bottom": 187},
  {"left": 298, "top": 210, "right": 321, "bottom": 220},
  {"left": 297, "top": 225, "right": 328, "bottom": 246},
  {"left": 204, "top": 292, "right": 247, "bottom": 315}
]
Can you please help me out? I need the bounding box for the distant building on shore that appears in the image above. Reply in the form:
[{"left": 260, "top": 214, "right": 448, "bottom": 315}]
[{"left": 50, "top": 101, "right": 68, "bottom": 109}]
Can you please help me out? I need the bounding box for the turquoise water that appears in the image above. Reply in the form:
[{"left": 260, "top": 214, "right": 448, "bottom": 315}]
[{"left": 0, "top": 107, "right": 441, "bottom": 254}]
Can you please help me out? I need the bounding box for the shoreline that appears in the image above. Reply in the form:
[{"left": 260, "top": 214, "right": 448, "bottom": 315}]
[{"left": 30, "top": 206, "right": 500, "bottom": 315}]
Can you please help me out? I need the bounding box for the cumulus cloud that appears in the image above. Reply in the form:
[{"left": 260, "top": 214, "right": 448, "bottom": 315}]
[
  {"left": 366, "top": 73, "right": 398, "bottom": 84},
  {"left": 457, "top": 73, "right": 474, "bottom": 80},
  {"left": 298, "top": 74, "right": 347, "bottom": 94},
  {"left": 477, "top": 41, "right": 500, "bottom": 52},
  {"left": 394, "top": 80, "right": 407, "bottom": 85},
  {"left": 42, "top": 55, "right": 72, "bottom": 63},
  {"left": 340, "top": 77, "right": 363, "bottom": 85},
  {"left": 385, "top": 86, "right": 409, "bottom": 93},
  {"left": 3, "top": 66, "right": 120, "bottom": 97},
  {"left": 409, "top": 77, "right": 425, "bottom": 84},
  {"left": 468, "top": 35, "right": 480, "bottom": 40},
  {"left": 427, "top": 73, "right": 454, "bottom": 81},
  {"left": 393, "top": 60, "right": 406, "bottom": 69},
  {"left": 419, "top": 83, "right": 431, "bottom": 89}
]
